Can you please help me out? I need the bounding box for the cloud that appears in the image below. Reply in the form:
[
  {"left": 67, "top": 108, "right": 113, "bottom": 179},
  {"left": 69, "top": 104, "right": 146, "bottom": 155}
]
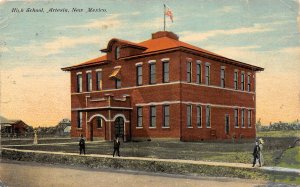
[
  {"left": 13, "top": 35, "right": 102, "bottom": 56},
  {"left": 62, "top": 15, "right": 122, "bottom": 30},
  {"left": 130, "top": 11, "right": 140, "bottom": 16},
  {"left": 0, "top": 46, "right": 9, "bottom": 53},
  {"left": 279, "top": 46, "right": 300, "bottom": 55},
  {"left": 42, "top": 35, "right": 102, "bottom": 55},
  {"left": 180, "top": 24, "right": 273, "bottom": 42},
  {"left": 215, "top": 5, "right": 238, "bottom": 13}
]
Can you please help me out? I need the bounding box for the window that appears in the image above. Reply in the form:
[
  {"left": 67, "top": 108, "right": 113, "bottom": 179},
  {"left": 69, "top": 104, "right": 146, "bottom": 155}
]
[
  {"left": 221, "top": 68, "right": 225, "bottom": 88},
  {"left": 186, "top": 62, "right": 192, "bottom": 83},
  {"left": 234, "top": 71, "right": 238, "bottom": 90},
  {"left": 97, "top": 117, "right": 102, "bottom": 128},
  {"left": 149, "top": 63, "right": 156, "bottom": 84},
  {"left": 77, "top": 74, "right": 82, "bottom": 93},
  {"left": 96, "top": 71, "right": 102, "bottom": 90},
  {"left": 234, "top": 109, "right": 239, "bottom": 127},
  {"left": 86, "top": 72, "right": 92, "bottom": 92},
  {"left": 115, "top": 46, "right": 120, "bottom": 60},
  {"left": 197, "top": 105, "right": 202, "bottom": 127},
  {"left": 163, "top": 105, "right": 170, "bottom": 127},
  {"left": 163, "top": 61, "right": 169, "bottom": 83},
  {"left": 187, "top": 105, "right": 192, "bottom": 127},
  {"left": 137, "top": 107, "right": 143, "bottom": 127},
  {"left": 241, "top": 73, "right": 245, "bottom": 91},
  {"left": 241, "top": 109, "right": 245, "bottom": 127},
  {"left": 77, "top": 112, "right": 82, "bottom": 128},
  {"left": 248, "top": 110, "right": 252, "bottom": 127},
  {"left": 136, "top": 65, "right": 143, "bottom": 86},
  {"left": 205, "top": 65, "right": 210, "bottom": 85},
  {"left": 196, "top": 63, "right": 201, "bottom": 84},
  {"left": 115, "top": 79, "right": 121, "bottom": 89},
  {"left": 206, "top": 106, "right": 211, "bottom": 127},
  {"left": 247, "top": 74, "right": 251, "bottom": 92},
  {"left": 150, "top": 106, "right": 156, "bottom": 127}
]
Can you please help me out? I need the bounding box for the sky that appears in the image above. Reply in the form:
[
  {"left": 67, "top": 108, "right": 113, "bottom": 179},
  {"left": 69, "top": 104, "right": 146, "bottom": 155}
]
[{"left": 0, "top": 0, "right": 299, "bottom": 127}]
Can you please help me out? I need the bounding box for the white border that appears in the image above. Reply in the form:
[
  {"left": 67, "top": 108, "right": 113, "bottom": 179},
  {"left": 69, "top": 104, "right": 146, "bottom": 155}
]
[
  {"left": 135, "top": 62, "right": 143, "bottom": 66},
  {"left": 148, "top": 60, "right": 156, "bottom": 64},
  {"left": 71, "top": 81, "right": 256, "bottom": 95}
]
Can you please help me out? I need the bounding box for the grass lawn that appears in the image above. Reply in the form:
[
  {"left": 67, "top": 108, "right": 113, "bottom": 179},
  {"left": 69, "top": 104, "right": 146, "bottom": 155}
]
[
  {"left": 2, "top": 139, "right": 291, "bottom": 167},
  {"left": 2, "top": 134, "right": 300, "bottom": 185},
  {"left": 257, "top": 130, "right": 300, "bottom": 138},
  {"left": 1, "top": 138, "right": 75, "bottom": 145},
  {"left": 2, "top": 130, "right": 299, "bottom": 167},
  {"left": 278, "top": 147, "right": 300, "bottom": 169}
]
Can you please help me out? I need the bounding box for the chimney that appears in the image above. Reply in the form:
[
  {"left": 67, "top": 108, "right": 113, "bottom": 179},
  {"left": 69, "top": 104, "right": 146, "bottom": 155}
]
[{"left": 152, "top": 31, "right": 179, "bottom": 40}]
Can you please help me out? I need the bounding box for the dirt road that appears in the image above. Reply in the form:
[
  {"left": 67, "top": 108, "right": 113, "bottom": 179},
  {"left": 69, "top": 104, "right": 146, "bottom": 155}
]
[{"left": 0, "top": 159, "right": 266, "bottom": 187}]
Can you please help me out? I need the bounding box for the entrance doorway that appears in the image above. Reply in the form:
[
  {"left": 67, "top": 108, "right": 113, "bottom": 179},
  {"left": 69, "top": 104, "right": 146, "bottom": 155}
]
[
  {"left": 114, "top": 117, "right": 124, "bottom": 140},
  {"left": 225, "top": 114, "right": 230, "bottom": 135}
]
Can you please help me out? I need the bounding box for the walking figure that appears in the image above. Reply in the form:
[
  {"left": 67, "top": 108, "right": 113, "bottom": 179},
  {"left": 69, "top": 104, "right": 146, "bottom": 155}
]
[
  {"left": 113, "top": 136, "right": 120, "bottom": 157},
  {"left": 252, "top": 140, "right": 261, "bottom": 167},
  {"left": 79, "top": 134, "right": 86, "bottom": 155}
]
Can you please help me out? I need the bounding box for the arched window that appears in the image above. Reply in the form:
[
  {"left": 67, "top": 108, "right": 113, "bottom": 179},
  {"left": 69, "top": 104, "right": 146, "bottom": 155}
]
[{"left": 115, "top": 46, "right": 120, "bottom": 59}]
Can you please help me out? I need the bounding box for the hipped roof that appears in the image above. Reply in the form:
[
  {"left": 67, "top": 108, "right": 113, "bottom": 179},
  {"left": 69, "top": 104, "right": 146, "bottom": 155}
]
[{"left": 62, "top": 32, "right": 264, "bottom": 71}]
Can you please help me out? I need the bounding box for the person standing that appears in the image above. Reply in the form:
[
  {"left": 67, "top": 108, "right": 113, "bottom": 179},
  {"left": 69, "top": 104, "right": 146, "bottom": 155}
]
[
  {"left": 258, "top": 138, "right": 264, "bottom": 166},
  {"left": 79, "top": 134, "right": 86, "bottom": 155},
  {"left": 252, "top": 140, "right": 261, "bottom": 167},
  {"left": 33, "top": 130, "right": 38, "bottom": 145},
  {"left": 113, "top": 136, "right": 120, "bottom": 157}
]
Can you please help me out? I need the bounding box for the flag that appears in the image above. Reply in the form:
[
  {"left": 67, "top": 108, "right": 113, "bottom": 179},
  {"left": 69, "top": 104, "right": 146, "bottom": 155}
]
[{"left": 164, "top": 4, "right": 173, "bottom": 22}]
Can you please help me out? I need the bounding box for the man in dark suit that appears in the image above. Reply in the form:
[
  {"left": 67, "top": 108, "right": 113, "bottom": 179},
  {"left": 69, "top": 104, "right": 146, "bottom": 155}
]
[
  {"left": 79, "top": 134, "right": 86, "bottom": 155},
  {"left": 252, "top": 140, "right": 261, "bottom": 167},
  {"left": 113, "top": 136, "right": 120, "bottom": 157}
]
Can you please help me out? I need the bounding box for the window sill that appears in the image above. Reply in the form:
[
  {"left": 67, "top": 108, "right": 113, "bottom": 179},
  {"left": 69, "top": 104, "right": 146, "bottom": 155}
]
[
  {"left": 162, "top": 126, "right": 170, "bottom": 129},
  {"left": 197, "top": 126, "right": 202, "bottom": 128},
  {"left": 206, "top": 126, "right": 211, "bottom": 128},
  {"left": 97, "top": 128, "right": 102, "bottom": 129},
  {"left": 149, "top": 127, "right": 156, "bottom": 129},
  {"left": 136, "top": 127, "right": 143, "bottom": 129},
  {"left": 187, "top": 126, "right": 193, "bottom": 128},
  {"left": 77, "top": 128, "right": 82, "bottom": 130},
  {"left": 235, "top": 126, "right": 239, "bottom": 128}
]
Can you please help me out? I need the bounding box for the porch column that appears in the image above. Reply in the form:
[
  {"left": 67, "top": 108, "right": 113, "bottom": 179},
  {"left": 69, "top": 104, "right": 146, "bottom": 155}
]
[
  {"left": 108, "top": 109, "right": 112, "bottom": 141},
  {"left": 85, "top": 112, "right": 89, "bottom": 140}
]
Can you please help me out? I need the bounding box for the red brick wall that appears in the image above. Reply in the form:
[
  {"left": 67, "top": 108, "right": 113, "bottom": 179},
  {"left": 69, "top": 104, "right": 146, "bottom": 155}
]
[
  {"left": 180, "top": 104, "right": 256, "bottom": 141},
  {"left": 69, "top": 46, "right": 258, "bottom": 141}
]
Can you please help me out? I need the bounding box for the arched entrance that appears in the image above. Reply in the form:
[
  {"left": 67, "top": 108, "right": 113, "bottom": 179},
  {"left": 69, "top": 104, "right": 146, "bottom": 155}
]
[
  {"left": 114, "top": 117, "right": 124, "bottom": 140},
  {"left": 88, "top": 115, "right": 105, "bottom": 141}
]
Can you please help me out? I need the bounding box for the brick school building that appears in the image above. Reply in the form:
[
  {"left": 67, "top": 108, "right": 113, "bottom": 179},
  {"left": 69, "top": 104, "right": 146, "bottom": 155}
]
[{"left": 62, "top": 31, "right": 263, "bottom": 141}]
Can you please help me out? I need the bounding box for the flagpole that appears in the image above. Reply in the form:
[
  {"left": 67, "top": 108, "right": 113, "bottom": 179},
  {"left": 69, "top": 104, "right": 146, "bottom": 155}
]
[{"left": 163, "top": 4, "right": 166, "bottom": 31}]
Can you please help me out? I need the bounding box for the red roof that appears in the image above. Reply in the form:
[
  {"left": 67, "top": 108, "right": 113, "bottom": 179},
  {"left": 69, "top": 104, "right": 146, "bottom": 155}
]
[
  {"left": 138, "top": 36, "right": 220, "bottom": 56},
  {"left": 65, "top": 55, "right": 108, "bottom": 69},
  {"left": 62, "top": 31, "right": 263, "bottom": 71}
]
